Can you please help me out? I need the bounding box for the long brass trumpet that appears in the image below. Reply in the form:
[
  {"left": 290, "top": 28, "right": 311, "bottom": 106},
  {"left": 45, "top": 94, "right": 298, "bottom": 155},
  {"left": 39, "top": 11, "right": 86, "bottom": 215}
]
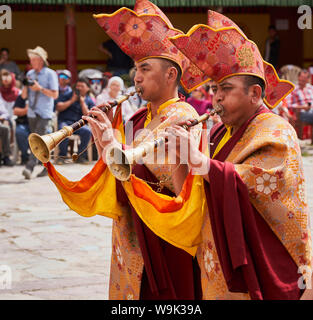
[
  {"left": 28, "top": 90, "right": 139, "bottom": 163},
  {"left": 106, "top": 106, "right": 223, "bottom": 181}
]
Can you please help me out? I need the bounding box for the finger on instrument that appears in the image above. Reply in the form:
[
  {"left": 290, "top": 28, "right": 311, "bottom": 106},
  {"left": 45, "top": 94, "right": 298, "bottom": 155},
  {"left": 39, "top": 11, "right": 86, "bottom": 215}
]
[
  {"left": 82, "top": 116, "right": 105, "bottom": 139},
  {"left": 84, "top": 115, "right": 104, "bottom": 130},
  {"left": 91, "top": 105, "right": 110, "bottom": 112},
  {"left": 176, "top": 119, "right": 193, "bottom": 127},
  {"left": 88, "top": 108, "right": 111, "bottom": 124}
]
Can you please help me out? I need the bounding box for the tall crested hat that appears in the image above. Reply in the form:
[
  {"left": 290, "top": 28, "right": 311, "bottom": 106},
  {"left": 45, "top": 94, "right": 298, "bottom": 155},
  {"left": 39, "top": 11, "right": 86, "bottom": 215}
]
[
  {"left": 133, "top": 0, "right": 172, "bottom": 26},
  {"left": 93, "top": 0, "right": 209, "bottom": 93},
  {"left": 169, "top": 10, "right": 294, "bottom": 108}
]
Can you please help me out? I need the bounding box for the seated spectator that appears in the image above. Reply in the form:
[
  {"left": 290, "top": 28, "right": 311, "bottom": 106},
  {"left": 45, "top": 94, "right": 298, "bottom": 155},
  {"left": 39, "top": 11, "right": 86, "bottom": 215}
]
[
  {"left": 187, "top": 85, "right": 213, "bottom": 115},
  {"left": 309, "top": 66, "right": 313, "bottom": 85},
  {"left": 96, "top": 76, "right": 136, "bottom": 124},
  {"left": 0, "top": 48, "right": 21, "bottom": 78},
  {"left": 55, "top": 69, "right": 72, "bottom": 112},
  {"left": 55, "top": 78, "right": 94, "bottom": 164},
  {"left": 56, "top": 69, "right": 72, "bottom": 97},
  {"left": 126, "top": 67, "right": 147, "bottom": 110},
  {"left": 13, "top": 95, "right": 30, "bottom": 165},
  {"left": 87, "top": 72, "right": 108, "bottom": 99},
  {"left": 299, "top": 104, "right": 313, "bottom": 126},
  {"left": 286, "top": 69, "right": 313, "bottom": 133},
  {"left": 0, "top": 102, "right": 14, "bottom": 166},
  {"left": 272, "top": 99, "right": 295, "bottom": 123},
  {"left": 0, "top": 69, "right": 21, "bottom": 120}
]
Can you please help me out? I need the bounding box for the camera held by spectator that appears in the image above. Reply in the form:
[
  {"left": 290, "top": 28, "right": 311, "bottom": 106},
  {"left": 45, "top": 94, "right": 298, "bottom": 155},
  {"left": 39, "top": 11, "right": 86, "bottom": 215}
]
[{"left": 21, "top": 76, "right": 35, "bottom": 87}]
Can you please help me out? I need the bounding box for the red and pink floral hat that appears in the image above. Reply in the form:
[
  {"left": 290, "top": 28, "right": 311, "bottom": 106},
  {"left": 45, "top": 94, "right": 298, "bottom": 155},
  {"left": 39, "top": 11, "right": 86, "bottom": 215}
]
[
  {"left": 133, "top": 0, "right": 172, "bottom": 27},
  {"left": 169, "top": 10, "right": 294, "bottom": 108},
  {"left": 93, "top": 1, "right": 209, "bottom": 93}
]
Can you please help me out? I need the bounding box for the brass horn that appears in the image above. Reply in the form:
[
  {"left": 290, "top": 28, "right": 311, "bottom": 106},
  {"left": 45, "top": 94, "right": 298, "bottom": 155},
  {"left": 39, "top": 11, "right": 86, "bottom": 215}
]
[
  {"left": 28, "top": 90, "right": 139, "bottom": 163},
  {"left": 29, "top": 126, "right": 74, "bottom": 164},
  {"left": 106, "top": 138, "right": 165, "bottom": 182},
  {"left": 106, "top": 107, "right": 222, "bottom": 181}
]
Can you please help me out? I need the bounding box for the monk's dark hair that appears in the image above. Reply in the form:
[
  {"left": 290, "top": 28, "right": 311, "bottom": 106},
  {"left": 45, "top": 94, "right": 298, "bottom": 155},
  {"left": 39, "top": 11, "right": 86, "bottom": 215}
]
[
  {"left": 159, "top": 58, "right": 182, "bottom": 86},
  {"left": 243, "top": 75, "right": 266, "bottom": 99}
]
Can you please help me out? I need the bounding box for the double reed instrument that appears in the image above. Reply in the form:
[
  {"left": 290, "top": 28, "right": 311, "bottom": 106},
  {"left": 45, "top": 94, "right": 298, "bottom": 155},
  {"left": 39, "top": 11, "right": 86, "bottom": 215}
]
[
  {"left": 106, "top": 105, "right": 223, "bottom": 182},
  {"left": 28, "top": 90, "right": 139, "bottom": 164}
]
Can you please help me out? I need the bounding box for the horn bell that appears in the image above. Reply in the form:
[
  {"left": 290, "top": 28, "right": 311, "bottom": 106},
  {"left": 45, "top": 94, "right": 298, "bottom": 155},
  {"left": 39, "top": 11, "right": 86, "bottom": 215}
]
[
  {"left": 106, "top": 140, "right": 163, "bottom": 181},
  {"left": 28, "top": 126, "right": 74, "bottom": 163},
  {"left": 28, "top": 133, "right": 52, "bottom": 163},
  {"left": 106, "top": 146, "right": 132, "bottom": 181}
]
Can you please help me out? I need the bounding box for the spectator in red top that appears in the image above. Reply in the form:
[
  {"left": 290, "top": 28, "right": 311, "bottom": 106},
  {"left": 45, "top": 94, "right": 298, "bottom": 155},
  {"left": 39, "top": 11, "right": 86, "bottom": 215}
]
[
  {"left": 187, "top": 85, "right": 212, "bottom": 116},
  {"left": 286, "top": 70, "right": 313, "bottom": 121}
]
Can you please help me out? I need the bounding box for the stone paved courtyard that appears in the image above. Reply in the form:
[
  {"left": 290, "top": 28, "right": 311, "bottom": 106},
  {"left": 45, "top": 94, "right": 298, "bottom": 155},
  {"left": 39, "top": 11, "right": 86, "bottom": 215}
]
[
  {"left": 0, "top": 162, "right": 112, "bottom": 300},
  {"left": 0, "top": 144, "right": 312, "bottom": 299}
]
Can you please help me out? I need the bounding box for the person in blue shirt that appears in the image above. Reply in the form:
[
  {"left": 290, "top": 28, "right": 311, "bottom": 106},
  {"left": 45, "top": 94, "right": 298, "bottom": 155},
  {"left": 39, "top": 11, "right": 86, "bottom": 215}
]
[
  {"left": 21, "top": 46, "right": 59, "bottom": 179},
  {"left": 55, "top": 78, "right": 94, "bottom": 164},
  {"left": 56, "top": 69, "right": 72, "bottom": 99}
]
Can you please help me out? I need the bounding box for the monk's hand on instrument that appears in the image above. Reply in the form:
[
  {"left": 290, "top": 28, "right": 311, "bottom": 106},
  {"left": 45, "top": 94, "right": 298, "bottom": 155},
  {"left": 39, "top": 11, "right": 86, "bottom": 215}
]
[
  {"left": 105, "top": 101, "right": 115, "bottom": 122},
  {"left": 83, "top": 107, "right": 118, "bottom": 157},
  {"left": 165, "top": 125, "right": 210, "bottom": 175},
  {"left": 164, "top": 125, "right": 194, "bottom": 165},
  {"left": 175, "top": 119, "right": 194, "bottom": 130}
]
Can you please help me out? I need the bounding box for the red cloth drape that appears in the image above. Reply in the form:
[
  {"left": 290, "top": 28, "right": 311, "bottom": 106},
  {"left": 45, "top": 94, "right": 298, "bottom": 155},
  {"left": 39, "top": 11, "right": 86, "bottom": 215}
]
[
  {"left": 116, "top": 107, "right": 202, "bottom": 300},
  {"left": 205, "top": 106, "right": 302, "bottom": 299}
]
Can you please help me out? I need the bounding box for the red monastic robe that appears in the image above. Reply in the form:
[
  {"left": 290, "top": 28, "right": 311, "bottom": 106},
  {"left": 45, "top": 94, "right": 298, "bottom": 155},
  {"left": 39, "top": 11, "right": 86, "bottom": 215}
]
[{"left": 203, "top": 106, "right": 303, "bottom": 299}]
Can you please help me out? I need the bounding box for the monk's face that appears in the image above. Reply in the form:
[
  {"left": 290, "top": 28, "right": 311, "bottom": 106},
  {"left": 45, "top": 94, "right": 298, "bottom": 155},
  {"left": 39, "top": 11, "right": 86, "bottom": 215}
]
[
  {"left": 134, "top": 58, "right": 168, "bottom": 102},
  {"left": 211, "top": 76, "right": 252, "bottom": 127}
]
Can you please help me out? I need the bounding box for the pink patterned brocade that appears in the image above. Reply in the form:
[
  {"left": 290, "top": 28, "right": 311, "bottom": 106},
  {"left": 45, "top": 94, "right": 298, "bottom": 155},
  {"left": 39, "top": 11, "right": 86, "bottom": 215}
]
[
  {"left": 94, "top": 6, "right": 209, "bottom": 92},
  {"left": 169, "top": 11, "right": 294, "bottom": 108}
]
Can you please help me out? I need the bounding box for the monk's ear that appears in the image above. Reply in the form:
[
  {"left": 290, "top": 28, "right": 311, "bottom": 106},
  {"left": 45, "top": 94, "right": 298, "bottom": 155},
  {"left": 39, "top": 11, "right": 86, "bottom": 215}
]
[
  {"left": 249, "top": 84, "right": 263, "bottom": 104},
  {"left": 167, "top": 66, "right": 178, "bottom": 85}
]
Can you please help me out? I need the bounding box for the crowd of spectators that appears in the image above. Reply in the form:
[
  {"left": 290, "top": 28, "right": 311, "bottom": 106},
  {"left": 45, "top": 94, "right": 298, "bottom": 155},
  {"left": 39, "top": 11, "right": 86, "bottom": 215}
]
[
  {"left": 0, "top": 45, "right": 312, "bottom": 180},
  {"left": 0, "top": 46, "right": 146, "bottom": 180},
  {"left": 273, "top": 68, "right": 313, "bottom": 139}
]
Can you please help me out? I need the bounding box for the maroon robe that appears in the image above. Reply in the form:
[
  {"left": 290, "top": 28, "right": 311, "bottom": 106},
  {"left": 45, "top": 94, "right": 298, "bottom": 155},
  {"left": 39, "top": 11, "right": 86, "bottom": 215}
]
[
  {"left": 116, "top": 108, "right": 202, "bottom": 300},
  {"left": 205, "top": 105, "right": 302, "bottom": 299}
]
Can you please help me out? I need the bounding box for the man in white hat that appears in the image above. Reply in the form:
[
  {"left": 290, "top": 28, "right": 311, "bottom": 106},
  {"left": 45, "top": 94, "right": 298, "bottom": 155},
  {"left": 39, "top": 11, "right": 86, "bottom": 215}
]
[{"left": 21, "top": 46, "right": 59, "bottom": 179}]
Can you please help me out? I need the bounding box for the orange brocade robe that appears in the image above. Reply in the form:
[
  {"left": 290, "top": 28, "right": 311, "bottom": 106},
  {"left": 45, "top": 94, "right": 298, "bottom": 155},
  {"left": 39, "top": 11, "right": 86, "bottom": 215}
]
[
  {"left": 45, "top": 99, "right": 206, "bottom": 300},
  {"left": 45, "top": 104, "right": 312, "bottom": 299},
  {"left": 198, "top": 106, "right": 312, "bottom": 299}
]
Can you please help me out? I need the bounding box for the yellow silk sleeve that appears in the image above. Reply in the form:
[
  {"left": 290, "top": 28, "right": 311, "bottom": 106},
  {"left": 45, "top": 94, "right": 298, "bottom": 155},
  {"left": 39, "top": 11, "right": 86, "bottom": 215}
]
[
  {"left": 45, "top": 159, "right": 123, "bottom": 219},
  {"left": 122, "top": 173, "right": 207, "bottom": 256}
]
